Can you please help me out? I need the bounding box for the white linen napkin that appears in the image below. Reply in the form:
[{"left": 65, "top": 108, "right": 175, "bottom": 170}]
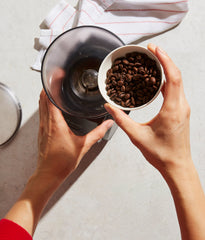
[{"left": 32, "top": 0, "right": 189, "bottom": 71}]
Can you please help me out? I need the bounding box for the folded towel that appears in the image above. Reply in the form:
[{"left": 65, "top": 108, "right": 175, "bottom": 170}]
[{"left": 32, "top": 0, "right": 189, "bottom": 71}]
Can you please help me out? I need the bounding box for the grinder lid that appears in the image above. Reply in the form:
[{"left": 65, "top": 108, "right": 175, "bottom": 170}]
[
  {"left": 0, "top": 83, "right": 22, "bottom": 146},
  {"left": 41, "top": 26, "right": 124, "bottom": 119}
]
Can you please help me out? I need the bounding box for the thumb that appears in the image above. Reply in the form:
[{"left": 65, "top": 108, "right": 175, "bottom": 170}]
[
  {"left": 104, "top": 103, "right": 144, "bottom": 144},
  {"left": 85, "top": 119, "right": 114, "bottom": 146}
]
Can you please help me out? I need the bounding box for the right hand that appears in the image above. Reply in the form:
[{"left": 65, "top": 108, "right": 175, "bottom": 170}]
[
  {"left": 105, "top": 44, "right": 192, "bottom": 177},
  {"left": 37, "top": 86, "right": 113, "bottom": 182}
]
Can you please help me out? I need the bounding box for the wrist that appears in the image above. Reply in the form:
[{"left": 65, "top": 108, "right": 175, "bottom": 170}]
[
  {"left": 18, "top": 170, "right": 63, "bottom": 215},
  {"left": 27, "top": 170, "right": 63, "bottom": 195},
  {"left": 4, "top": 170, "right": 64, "bottom": 236},
  {"left": 160, "top": 158, "right": 198, "bottom": 194}
]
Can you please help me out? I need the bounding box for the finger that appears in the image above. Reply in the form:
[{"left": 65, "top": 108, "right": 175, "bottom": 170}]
[
  {"left": 46, "top": 68, "right": 68, "bottom": 125},
  {"left": 50, "top": 68, "right": 65, "bottom": 102},
  {"left": 39, "top": 90, "right": 48, "bottom": 125},
  {"left": 84, "top": 119, "right": 114, "bottom": 146},
  {"left": 147, "top": 43, "right": 184, "bottom": 105},
  {"left": 147, "top": 42, "right": 157, "bottom": 53},
  {"left": 39, "top": 90, "right": 43, "bottom": 123},
  {"left": 46, "top": 96, "right": 66, "bottom": 124},
  {"left": 38, "top": 90, "right": 49, "bottom": 139},
  {"left": 160, "top": 81, "right": 166, "bottom": 98},
  {"left": 104, "top": 103, "right": 145, "bottom": 144}
]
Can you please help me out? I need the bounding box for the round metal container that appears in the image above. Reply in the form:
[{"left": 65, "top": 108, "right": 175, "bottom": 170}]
[{"left": 0, "top": 83, "right": 22, "bottom": 146}]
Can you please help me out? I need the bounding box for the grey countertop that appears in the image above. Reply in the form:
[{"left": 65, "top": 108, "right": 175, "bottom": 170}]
[{"left": 0, "top": 0, "right": 205, "bottom": 239}]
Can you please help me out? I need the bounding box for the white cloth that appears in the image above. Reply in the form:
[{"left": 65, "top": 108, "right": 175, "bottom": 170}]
[{"left": 32, "top": 0, "right": 189, "bottom": 71}]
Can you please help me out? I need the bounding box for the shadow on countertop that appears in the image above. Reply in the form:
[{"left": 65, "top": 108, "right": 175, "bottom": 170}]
[
  {"left": 0, "top": 111, "right": 39, "bottom": 217},
  {"left": 0, "top": 110, "right": 108, "bottom": 218},
  {"left": 41, "top": 139, "right": 107, "bottom": 218}
]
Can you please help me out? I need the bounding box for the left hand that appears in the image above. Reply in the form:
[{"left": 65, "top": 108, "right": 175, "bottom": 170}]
[{"left": 37, "top": 88, "right": 113, "bottom": 182}]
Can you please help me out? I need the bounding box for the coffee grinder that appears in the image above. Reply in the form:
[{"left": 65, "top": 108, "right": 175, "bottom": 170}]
[{"left": 41, "top": 26, "right": 125, "bottom": 140}]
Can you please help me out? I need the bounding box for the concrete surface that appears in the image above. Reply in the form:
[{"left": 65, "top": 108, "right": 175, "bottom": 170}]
[{"left": 0, "top": 0, "right": 204, "bottom": 239}]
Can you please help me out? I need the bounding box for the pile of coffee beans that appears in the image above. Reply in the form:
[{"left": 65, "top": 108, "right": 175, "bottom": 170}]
[{"left": 105, "top": 52, "right": 161, "bottom": 108}]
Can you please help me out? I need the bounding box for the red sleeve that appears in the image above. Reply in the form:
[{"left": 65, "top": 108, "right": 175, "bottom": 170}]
[{"left": 0, "top": 219, "right": 32, "bottom": 240}]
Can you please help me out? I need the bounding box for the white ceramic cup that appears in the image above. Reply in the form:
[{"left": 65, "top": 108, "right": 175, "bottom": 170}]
[{"left": 98, "top": 45, "right": 163, "bottom": 111}]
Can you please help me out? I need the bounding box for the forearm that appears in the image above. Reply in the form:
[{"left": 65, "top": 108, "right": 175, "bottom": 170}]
[
  {"left": 163, "top": 160, "right": 205, "bottom": 240},
  {"left": 4, "top": 171, "right": 63, "bottom": 236}
]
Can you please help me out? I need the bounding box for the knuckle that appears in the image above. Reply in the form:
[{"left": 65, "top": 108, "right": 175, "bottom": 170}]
[
  {"left": 161, "top": 102, "right": 190, "bottom": 123},
  {"left": 170, "top": 114, "right": 180, "bottom": 124},
  {"left": 171, "top": 69, "right": 182, "bottom": 86},
  {"left": 40, "top": 89, "right": 45, "bottom": 98},
  {"left": 115, "top": 116, "right": 124, "bottom": 127},
  {"left": 97, "top": 128, "right": 106, "bottom": 139},
  {"left": 39, "top": 123, "right": 44, "bottom": 131},
  {"left": 130, "top": 137, "right": 139, "bottom": 147},
  {"left": 184, "top": 102, "right": 191, "bottom": 118}
]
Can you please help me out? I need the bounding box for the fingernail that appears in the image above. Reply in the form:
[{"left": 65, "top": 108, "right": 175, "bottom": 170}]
[
  {"left": 106, "top": 120, "right": 114, "bottom": 129},
  {"left": 157, "top": 46, "right": 167, "bottom": 55},
  {"left": 148, "top": 43, "right": 156, "bottom": 49},
  {"left": 104, "top": 103, "right": 112, "bottom": 114}
]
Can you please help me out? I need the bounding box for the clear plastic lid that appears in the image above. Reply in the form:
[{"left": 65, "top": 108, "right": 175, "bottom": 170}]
[
  {"left": 0, "top": 83, "right": 22, "bottom": 146},
  {"left": 41, "top": 26, "right": 124, "bottom": 119}
]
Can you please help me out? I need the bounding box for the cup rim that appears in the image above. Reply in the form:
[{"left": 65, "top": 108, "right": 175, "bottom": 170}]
[{"left": 98, "top": 45, "right": 163, "bottom": 111}]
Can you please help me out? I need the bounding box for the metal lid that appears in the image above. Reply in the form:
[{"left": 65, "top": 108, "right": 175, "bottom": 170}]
[{"left": 0, "top": 83, "right": 22, "bottom": 146}]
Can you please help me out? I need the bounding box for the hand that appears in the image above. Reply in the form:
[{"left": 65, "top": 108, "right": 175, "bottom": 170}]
[
  {"left": 105, "top": 44, "right": 191, "bottom": 177},
  {"left": 37, "top": 88, "right": 113, "bottom": 182}
]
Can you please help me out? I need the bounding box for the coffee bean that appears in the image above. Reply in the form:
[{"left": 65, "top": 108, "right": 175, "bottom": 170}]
[
  {"left": 125, "top": 86, "right": 132, "bottom": 92},
  {"left": 129, "top": 90, "right": 134, "bottom": 96},
  {"left": 115, "top": 97, "right": 121, "bottom": 102},
  {"left": 122, "top": 59, "right": 129, "bottom": 65},
  {"left": 139, "top": 67, "right": 145, "bottom": 74},
  {"left": 121, "top": 101, "right": 125, "bottom": 107},
  {"left": 113, "top": 80, "right": 118, "bottom": 86},
  {"left": 119, "top": 92, "right": 125, "bottom": 98},
  {"left": 107, "top": 69, "right": 113, "bottom": 77},
  {"left": 122, "top": 68, "right": 127, "bottom": 73},
  {"left": 110, "top": 93, "right": 117, "bottom": 100},
  {"left": 131, "top": 97, "right": 135, "bottom": 105},
  {"left": 105, "top": 86, "right": 110, "bottom": 91},
  {"left": 135, "top": 62, "right": 142, "bottom": 66},
  {"left": 106, "top": 78, "right": 111, "bottom": 84},
  {"left": 125, "top": 93, "right": 130, "bottom": 100},
  {"left": 150, "top": 77, "right": 156, "bottom": 85},
  {"left": 125, "top": 99, "right": 131, "bottom": 106},
  {"left": 153, "top": 70, "right": 157, "bottom": 76},
  {"left": 126, "top": 74, "right": 132, "bottom": 82},
  {"left": 117, "top": 80, "right": 124, "bottom": 86},
  {"left": 105, "top": 51, "right": 161, "bottom": 108},
  {"left": 133, "top": 67, "right": 138, "bottom": 73},
  {"left": 107, "top": 89, "right": 111, "bottom": 96},
  {"left": 129, "top": 57, "right": 135, "bottom": 62},
  {"left": 113, "top": 65, "right": 119, "bottom": 72},
  {"left": 121, "top": 86, "right": 126, "bottom": 92},
  {"left": 119, "top": 64, "right": 123, "bottom": 69},
  {"left": 114, "top": 59, "right": 122, "bottom": 65}
]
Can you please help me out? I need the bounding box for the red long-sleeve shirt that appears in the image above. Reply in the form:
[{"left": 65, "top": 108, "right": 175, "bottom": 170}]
[{"left": 0, "top": 219, "right": 32, "bottom": 240}]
